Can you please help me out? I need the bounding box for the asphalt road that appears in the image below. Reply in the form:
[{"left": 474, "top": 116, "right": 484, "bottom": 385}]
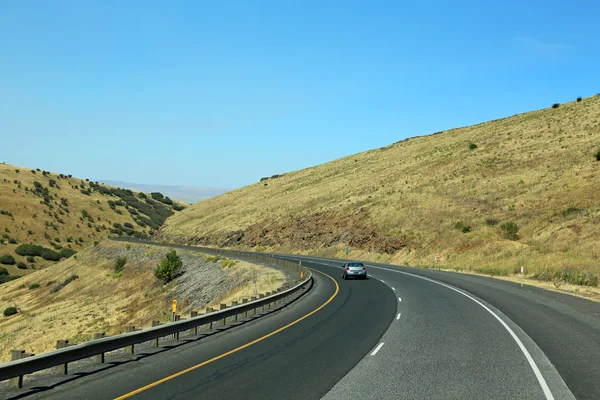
[
  {"left": 4, "top": 252, "right": 599, "bottom": 399},
  {"left": 4, "top": 259, "right": 396, "bottom": 400}
]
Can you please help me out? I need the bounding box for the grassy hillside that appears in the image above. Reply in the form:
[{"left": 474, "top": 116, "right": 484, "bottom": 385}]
[
  {"left": 0, "top": 163, "right": 185, "bottom": 278},
  {"left": 0, "top": 241, "right": 284, "bottom": 362},
  {"left": 162, "top": 95, "right": 600, "bottom": 289}
]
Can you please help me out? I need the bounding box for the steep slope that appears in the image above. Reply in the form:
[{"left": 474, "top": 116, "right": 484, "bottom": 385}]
[
  {"left": 0, "top": 163, "right": 185, "bottom": 277},
  {"left": 161, "top": 95, "right": 600, "bottom": 288}
]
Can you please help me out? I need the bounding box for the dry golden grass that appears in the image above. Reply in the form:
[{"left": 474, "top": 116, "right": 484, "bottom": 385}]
[
  {"left": 0, "top": 163, "right": 182, "bottom": 276},
  {"left": 0, "top": 241, "right": 283, "bottom": 362},
  {"left": 162, "top": 95, "right": 600, "bottom": 291}
]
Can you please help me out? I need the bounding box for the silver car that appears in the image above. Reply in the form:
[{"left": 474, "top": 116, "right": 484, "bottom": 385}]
[{"left": 342, "top": 262, "right": 367, "bottom": 280}]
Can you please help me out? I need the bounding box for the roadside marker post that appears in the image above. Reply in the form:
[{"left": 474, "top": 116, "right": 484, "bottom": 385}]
[{"left": 520, "top": 266, "right": 524, "bottom": 289}]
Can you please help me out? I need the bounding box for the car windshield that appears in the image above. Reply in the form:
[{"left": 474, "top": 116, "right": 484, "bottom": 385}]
[{"left": 348, "top": 263, "right": 364, "bottom": 267}]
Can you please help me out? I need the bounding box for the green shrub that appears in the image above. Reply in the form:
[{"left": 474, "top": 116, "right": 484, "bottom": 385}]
[
  {"left": 27, "top": 256, "right": 35, "bottom": 263},
  {"left": 221, "top": 259, "right": 237, "bottom": 268},
  {"left": 154, "top": 250, "right": 182, "bottom": 283},
  {"left": 576, "top": 96, "right": 582, "bottom": 102},
  {"left": 15, "top": 244, "right": 59, "bottom": 260},
  {"left": 124, "top": 222, "right": 134, "bottom": 229},
  {"left": 3, "top": 306, "right": 17, "bottom": 316},
  {"left": 59, "top": 248, "right": 77, "bottom": 258},
  {"left": 114, "top": 256, "right": 127, "bottom": 273},
  {"left": 0, "top": 266, "right": 7, "bottom": 275},
  {"left": 469, "top": 143, "right": 478, "bottom": 150},
  {"left": 562, "top": 206, "right": 581, "bottom": 217},
  {"left": 500, "top": 222, "right": 519, "bottom": 240},
  {"left": 0, "top": 255, "right": 16, "bottom": 265},
  {"left": 8, "top": 238, "right": 17, "bottom": 244},
  {"left": 29, "top": 283, "right": 40, "bottom": 290},
  {"left": 16, "top": 262, "right": 27, "bottom": 269},
  {"left": 552, "top": 103, "right": 560, "bottom": 109},
  {"left": 453, "top": 221, "right": 471, "bottom": 233},
  {"left": 485, "top": 218, "right": 500, "bottom": 226},
  {"left": 595, "top": 150, "right": 600, "bottom": 161}
]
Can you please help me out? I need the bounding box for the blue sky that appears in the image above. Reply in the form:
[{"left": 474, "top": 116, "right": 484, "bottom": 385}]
[{"left": 1, "top": 1, "right": 598, "bottom": 189}]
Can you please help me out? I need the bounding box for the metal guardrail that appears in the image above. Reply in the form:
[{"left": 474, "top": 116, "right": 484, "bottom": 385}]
[{"left": 0, "top": 244, "right": 312, "bottom": 386}]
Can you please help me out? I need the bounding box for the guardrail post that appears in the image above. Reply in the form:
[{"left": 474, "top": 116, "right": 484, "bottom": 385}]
[
  {"left": 206, "top": 307, "right": 214, "bottom": 329},
  {"left": 231, "top": 301, "right": 238, "bottom": 322},
  {"left": 220, "top": 304, "right": 227, "bottom": 325},
  {"left": 125, "top": 326, "right": 136, "bottom": 354},
  {"left": 93, "top": 332, "right": 105, "bottom": 363},
  {"left": 174, "top": 315, "right": 181, "bottom": 340},
  {"left": 242, "top": 298, "right": 248, "bottom": 318},
  {"left": 190, "top": 311, "right": 198, "bottom": 335},
  {"left": 151, "top": 321, "right": 161, "bottom": 347},
  {"left": 250, "top": 296, "right": 257, "bottom": 315},
  {"left": 259, "top": 294, "right": 265, "bottom": 312},
  {"left": 56, "top": 340, "right": 70, "bottom": 374},
  {"left": 9, "top": 350, "right": 34, "bottom": 388},
  {"left": 265, "top": 292, "right": 271, "bottom": 310}
]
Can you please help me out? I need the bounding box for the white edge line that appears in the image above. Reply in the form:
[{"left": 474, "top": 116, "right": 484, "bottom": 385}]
[
  {"left": 396, "top": 313, "right": 401, "bottom": 320},
  {"left": 371, "top": 342, "right": 384, "bottom": 356},
  {"left": 367, "top": 265, "right": 554, "bottom": 400},
  {"left": 391, "top": 287, "right": 396, "bottom": 291}
]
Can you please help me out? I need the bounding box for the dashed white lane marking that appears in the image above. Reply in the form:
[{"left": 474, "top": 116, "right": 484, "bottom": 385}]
[
  {"left": 396, "top": 313, "right": 401, "bottom": 320},
  {"left": 391, "top": 287, "right": 395, "bottom": 291},
  {"left": 371, "top": 343, "right": 384, "bottom": 356},
  {"left": 398, "top": 297, "right": 402, "bottom": 302},
  {"left": 367, "top": 264, "right": 555, "bottom": 400}
]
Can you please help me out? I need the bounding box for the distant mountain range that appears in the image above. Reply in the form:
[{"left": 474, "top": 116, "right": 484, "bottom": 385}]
[{"left": 101, "top": 181, "right": 229, "bottom": 204}]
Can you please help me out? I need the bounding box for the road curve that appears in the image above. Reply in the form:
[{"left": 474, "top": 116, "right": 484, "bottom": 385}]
[
  {"left": 3, "top": 251, "right": 598, "bottom": 399},
  {"left": 3, "top": 259, "right": 396, "bottom": 400}
]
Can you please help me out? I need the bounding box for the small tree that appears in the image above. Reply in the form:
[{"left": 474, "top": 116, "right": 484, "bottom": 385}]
[
  {"left": 500, "top": 222, "right": 520, "bottom": 240},
  {"left": 576, "top": 96, "right": 582, "bottom": 102},
  {"left": 552, "top": 103, "right": 560, "bottom": 109},
  {"left": 154, "top": 250, "right": 182, "bottom": 283},
  {"left": 114, "top": 256, "right": 127, "bottom": 273}
]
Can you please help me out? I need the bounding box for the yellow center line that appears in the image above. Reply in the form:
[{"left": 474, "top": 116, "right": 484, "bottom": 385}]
[{"left": 115, "top": 267, "right": 339, "bottom": 400}]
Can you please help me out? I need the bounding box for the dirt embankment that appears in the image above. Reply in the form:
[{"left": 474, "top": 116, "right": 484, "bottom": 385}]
[{"left": 0, "top": 241, "right": 285, "bottom": 362}]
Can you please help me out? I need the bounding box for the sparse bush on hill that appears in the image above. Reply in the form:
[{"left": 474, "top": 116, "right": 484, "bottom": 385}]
[
  {"left": 469, "top": 143, "right": 478, "bottom": 150},
  {"left": 577, "top": 97, "right": 582, "bottom": 102},
  {"left": 8, "top": 238, "right": 17, "bottom": 244},
  {"left": 3, "top": 306, "right": 17, "bottom": 317},
  {"left": 0, "top": 210, "right": 13, "bottom": 217},
  {"left": 27, "top": 256, "right": 35, "bottom": 263},
  {"left": 15, "top": 244, "right": 60, "bottom": 261},
  {"left": 172, "top": 204, "right": 185, "bottom": 211},
  {"left": 16, "top": 262, "right": 27, "bottom": 269},
  {"left": 154, "top": 250, "right": 182, "bottom": 283},
  {"left": 552, "top": 103, "right": 560, "bottom": 109},
  {"left": 0, "top": 267, "right": 7, "bottom": 276},
  {"left": 453, "top": 221, "right": 471, "bottom": 233},
  {"left": 29, "top": 283, "right": 40, "bottom": 290},
  {"left": 59, "top": 248, "right": 77, "bottom": 258},
  {"left": 500, "top": 222, "right": 519, "bottom": 240},
  {"left": 0, "top": 255, "right": 16, "bottom": 265},
  {"left": 562, "top": 206, "right": 582, "bottom": 217},
  {"left": 114, "top": 256, "right": 127, "bottom": 273},
  {"left": 124, "top": 222, "right": 134, "bottom": 229},
  {"left": 595, "top": 150, "right": 600, "bottom": 161}
]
